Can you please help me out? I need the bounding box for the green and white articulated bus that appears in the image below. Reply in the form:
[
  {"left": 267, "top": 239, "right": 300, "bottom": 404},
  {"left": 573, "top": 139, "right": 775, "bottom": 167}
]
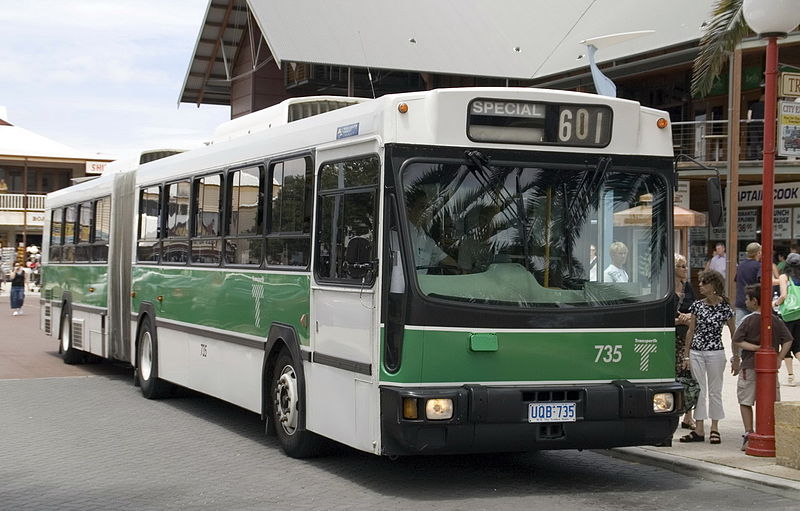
[{"left": 41, "top": 87, "right": 686, "bottom": 457}]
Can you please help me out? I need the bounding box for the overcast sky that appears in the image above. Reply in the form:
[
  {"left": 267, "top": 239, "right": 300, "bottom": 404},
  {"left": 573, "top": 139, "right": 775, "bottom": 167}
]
[{"left": 0, "top": 0, "right": 229, "bottom": 160}]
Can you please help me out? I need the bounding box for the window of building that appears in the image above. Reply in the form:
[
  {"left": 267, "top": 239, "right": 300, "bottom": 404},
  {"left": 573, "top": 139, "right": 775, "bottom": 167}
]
[
  {"left": 225, "top": 166, "right": 264, "bottom": 265},
  {"left": 137, "top": 185, "right": 161, "bottom": 263},
  {"left": 315, "top": 155, "right": 379, "bottom": 283},
  {"left": 267, "top": 157, "right": 312, "bottom": 267}
]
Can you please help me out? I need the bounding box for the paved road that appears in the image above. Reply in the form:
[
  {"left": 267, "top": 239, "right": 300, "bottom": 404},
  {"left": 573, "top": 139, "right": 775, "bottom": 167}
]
[{"left": 2, "top": 298, "right": 800, "bottom": 510}]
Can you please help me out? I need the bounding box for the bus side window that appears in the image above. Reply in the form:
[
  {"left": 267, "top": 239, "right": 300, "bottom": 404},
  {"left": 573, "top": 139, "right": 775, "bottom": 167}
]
[
  {"left": 266, "top": 156, "right": 312, "bottom": 268},
  {"left": 163, "top": 180, "right": 190, "bottom": 264},
  {"left": 62, "top": 205, "right": 77, "bottom": 263},
  {"left": 315, "top": 155, "right": 379, "bottom": 284},
  {"left": 224, "top": 166, "right": 264, "bottom": 266},
  {"left": 92, "top": 196, "right": 111, "bottom": 262},
  {"left": 137, "top": 185, "right": 161, "bottom": 263},
  {"left": 75, "top": 201, "right": 92, "bottom": 262},
  {"left": 191, "top": 173, "right": 223, "bottom": 265},
  {"left": 49, "top": 208, "right": 64, "bottom": 262}
]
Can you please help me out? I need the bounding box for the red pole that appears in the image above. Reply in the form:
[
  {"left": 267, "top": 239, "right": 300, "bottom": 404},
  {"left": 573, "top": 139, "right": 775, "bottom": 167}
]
[{"left": 746, "top": 36, "right": 778, "bottom": 457}]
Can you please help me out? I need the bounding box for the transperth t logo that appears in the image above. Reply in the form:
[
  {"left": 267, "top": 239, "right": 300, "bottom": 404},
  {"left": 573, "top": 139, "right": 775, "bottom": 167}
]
[
  {"left": 634, "top": 338, "right": 658, "bottom": 371},
  {"left": 252, "top": 278, "right": 265, "bottom": 328}
]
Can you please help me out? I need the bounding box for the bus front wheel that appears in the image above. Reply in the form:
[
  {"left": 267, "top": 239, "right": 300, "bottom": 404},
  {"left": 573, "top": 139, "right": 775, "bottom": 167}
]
[
  {"left": 271, "top": 349, "right": 325, "bottom": 458},
  {"left": 59, "top": 308, "right": 81, "bottom": 364},
  {"left": 137, "top": 316, "right": 171, "bottom": 399}
]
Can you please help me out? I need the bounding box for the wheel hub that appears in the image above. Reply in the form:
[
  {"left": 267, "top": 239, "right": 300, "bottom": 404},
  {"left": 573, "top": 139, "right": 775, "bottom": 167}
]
[
  {"left": 140, "top": 332, "right": 153, "bottom": 381},
  {"left": 275, "top": 365, "right": 298, "bottom": 435},
  {"left": 61, "top": 319, "right": 70, "bottom": 353}
]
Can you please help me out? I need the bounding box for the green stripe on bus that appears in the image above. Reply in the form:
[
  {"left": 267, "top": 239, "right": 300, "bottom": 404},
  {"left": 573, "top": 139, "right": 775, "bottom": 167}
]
[
  {"left": 380, "top": 327, "right": 675, "bottom": 383},
  {"left": 41, "top": 265, "right": 110, "bottom": 308},
  {"left": 130, "top": 267, "right": 311, "bottom": 344}
]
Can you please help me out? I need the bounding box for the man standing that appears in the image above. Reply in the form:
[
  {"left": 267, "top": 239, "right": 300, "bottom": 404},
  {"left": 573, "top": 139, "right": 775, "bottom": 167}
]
[
  {"left": 734, "top": 242, "right": 762, "bottom": 327},
  {"left": 705, "top": 242, "right": 727, "bottom": 278}
]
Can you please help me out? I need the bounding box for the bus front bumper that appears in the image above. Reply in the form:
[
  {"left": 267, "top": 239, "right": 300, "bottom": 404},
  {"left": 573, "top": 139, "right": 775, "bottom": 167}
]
[{"left": 379, "top": 381, "right": 682, "bottom": 456}]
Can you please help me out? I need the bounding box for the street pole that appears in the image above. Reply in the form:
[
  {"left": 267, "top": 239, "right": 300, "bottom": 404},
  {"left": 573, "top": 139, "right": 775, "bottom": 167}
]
[{"left": 747, "top": 35, "right": 778, "bottom": 457}]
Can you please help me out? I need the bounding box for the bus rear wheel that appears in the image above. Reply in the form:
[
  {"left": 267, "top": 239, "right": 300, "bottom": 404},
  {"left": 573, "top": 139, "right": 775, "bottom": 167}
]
[
  {"left": 271, "top": 349, "right": 325, "bottom": 458},
  {"left": 59, "top": 308, "right": 81, "bottom": 364},
  {"left": 137, "top": 316, "right": 171, "bottom": 399}
]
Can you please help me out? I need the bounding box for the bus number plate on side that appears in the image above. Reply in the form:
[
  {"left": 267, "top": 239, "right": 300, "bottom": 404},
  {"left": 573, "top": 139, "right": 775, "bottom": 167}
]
[{"left": 528, "top": 402, "right": 576, "bottom": 423}]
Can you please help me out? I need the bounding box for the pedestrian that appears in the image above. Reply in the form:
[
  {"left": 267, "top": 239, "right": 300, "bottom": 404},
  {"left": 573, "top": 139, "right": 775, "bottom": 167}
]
[
  {"left": 603, "top": 241, "right": 629, "bottom": 283},
  {"left": 8, "top": 262, "right": 28, "bottom": 316},
  {"left": 771, "top": 252, "right": 800, "bottom": 386},
  {"left": 679, "top": 269, "right": 736, "bottom": 445},
  {"left": 674, "top": 254, "right": 699, "bottom": 430},
  {"left": 733, "top": 284, "right": 793, "bottom": 451},
  {"left": 734, "top": 242, "right": 762, "bottom": 327},
  {"left": 704, "top": 242, "right": 727, "bottom": 279}
]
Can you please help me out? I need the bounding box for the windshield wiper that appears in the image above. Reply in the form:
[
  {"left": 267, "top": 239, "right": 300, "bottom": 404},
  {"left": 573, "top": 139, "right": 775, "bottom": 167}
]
[{"left": 464, "top": 150, "right": 531, "bottom": 271}]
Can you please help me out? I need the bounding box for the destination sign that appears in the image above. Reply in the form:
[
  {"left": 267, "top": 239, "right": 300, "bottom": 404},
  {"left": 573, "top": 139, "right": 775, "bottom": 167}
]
[
  {"left": 467, "top": 98, "right": 613, "bottom": 148},
  {"left": 471, "top": 100, "right": 545, "bottom": 118}
]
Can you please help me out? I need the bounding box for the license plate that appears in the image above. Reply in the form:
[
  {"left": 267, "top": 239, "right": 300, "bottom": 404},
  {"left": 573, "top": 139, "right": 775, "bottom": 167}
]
[{"left": 528, "top": 402, "right": 576, "bottom": 423}]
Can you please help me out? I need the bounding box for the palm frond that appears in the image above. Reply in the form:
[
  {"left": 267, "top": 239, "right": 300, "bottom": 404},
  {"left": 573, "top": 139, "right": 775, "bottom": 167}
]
[{"left": 691, "top": 0, "right": 750, "bottom": 98}]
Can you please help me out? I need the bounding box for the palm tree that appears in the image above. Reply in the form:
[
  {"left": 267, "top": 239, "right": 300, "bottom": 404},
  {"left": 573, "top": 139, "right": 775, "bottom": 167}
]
[{"left": 691, "top": 0, "right": 749, "bottom": 98}]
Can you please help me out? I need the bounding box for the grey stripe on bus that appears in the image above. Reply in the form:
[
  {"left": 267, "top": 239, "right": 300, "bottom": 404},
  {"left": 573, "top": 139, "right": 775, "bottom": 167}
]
[
  {"left": 70, "top": 303, "right": 108, "bottom": 314},
  {"left": 312, "top": 352, "right": 371, "bottom": 376},
  {"left": 153, "top": 319, "right": 266, "bottom": 350}
]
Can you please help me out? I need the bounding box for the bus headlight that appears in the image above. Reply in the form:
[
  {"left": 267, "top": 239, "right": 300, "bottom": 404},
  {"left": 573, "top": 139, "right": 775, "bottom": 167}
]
[
  {"left": 425, "top": 398, "right": 454, "bottom": 420},
  {"left": 653, "top": 393, "right": 675, "bottom": 413}
]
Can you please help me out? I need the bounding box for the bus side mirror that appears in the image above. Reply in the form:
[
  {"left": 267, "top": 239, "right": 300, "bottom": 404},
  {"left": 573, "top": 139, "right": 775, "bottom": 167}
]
[{"left": 707, "top": 176, "right": 724, "bottom": 227}]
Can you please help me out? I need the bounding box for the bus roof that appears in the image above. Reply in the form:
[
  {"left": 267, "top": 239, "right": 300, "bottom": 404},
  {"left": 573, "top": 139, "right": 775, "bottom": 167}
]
[{"left": 49, "top": 88, "right": 672, "bottom": 199}]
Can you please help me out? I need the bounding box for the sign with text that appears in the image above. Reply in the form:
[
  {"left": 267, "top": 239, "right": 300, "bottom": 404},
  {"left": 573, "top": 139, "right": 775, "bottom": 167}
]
[
  {"left": 794, "top": 208, "right": 800, "bottom": 239},
  {"left": 85, "top": 161, "right": 108, "bottom": 174},
  {"left": 774, "top": 208, "right": 792, "bottom": 239},
  {"left": 780, "top": 72, "right": 800, "bottom": 98},
  {"left": 778, "top": 100, "right": 800, "bottom": 157},
  {"left": 25, "top": 212, "right": 45, "bottom": 226},
  {"left": 738, "top": 209, "right": 757, "bottom": 240},
  {"left": 738, "top": 181, "right": 800, "bottom": 207},
  {"left": 675, "top": 181, "right": 690, "bottom": 209},
  {"left": 709, "top": 217, "right": 727, "bottom": 241}
]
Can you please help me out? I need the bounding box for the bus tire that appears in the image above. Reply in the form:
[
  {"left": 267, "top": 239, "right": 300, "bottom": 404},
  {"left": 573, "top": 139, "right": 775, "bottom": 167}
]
[
  {"left": 59, "top": 307, "right": 81, "bottom": 365},
  {"left": 137, "top": 316, "right": 171, "bottom": 399},
  {"left": 271, "top": 348, "right": 325, "bottom": 458}
]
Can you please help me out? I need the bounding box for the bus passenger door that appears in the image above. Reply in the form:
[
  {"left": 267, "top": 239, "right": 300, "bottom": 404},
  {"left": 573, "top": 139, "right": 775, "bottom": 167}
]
[{"left": 308, "top": 151, "right": 381, "bottom": 453}]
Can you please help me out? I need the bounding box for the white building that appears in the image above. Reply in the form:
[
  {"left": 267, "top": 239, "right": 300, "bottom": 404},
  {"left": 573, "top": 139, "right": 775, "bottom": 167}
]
[{"left": 0, "top": 107, "right": 113, "bottom": 252}]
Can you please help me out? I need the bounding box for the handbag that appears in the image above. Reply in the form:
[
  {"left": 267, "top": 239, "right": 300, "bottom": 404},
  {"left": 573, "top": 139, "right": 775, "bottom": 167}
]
[{"left": 779, "top": 278, "right": 800, "bottom": 322}]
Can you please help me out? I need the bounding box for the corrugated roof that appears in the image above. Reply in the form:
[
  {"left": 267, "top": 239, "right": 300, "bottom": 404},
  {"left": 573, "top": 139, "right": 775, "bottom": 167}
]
[{"left": 181, "top": 0, "right": 713, "bottom": 106}]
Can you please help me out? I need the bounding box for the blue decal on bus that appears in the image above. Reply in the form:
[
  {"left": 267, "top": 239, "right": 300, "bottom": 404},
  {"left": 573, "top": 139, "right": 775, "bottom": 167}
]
[{"left": 336, "top": 123, "right": 359, "bottom": 139}]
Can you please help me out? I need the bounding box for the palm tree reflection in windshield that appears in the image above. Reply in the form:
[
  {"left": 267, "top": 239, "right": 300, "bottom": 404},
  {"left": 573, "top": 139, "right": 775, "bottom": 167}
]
[{"left": 401, "top": 158, "right": 668, "bottom": 307}]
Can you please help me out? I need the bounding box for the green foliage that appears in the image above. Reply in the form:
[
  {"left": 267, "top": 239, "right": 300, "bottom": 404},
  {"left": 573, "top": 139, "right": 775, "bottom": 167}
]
[{"left": 691, "top": 0, "right": 749, "bottom": 98}]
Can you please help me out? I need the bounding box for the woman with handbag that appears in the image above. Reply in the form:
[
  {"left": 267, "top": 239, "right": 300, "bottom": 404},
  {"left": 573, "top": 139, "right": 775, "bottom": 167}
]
[
  {"left": 772, "top": 252, "right": 800, "bottom": 386},
  {"left": 674, "top": 254, "right": 699, "bottom": 430}
]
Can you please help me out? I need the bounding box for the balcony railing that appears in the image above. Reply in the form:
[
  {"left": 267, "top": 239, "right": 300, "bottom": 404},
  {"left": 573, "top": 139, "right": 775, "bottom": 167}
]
[
  {"left": 0, "top": 193, "right": 46, "bottom": 211},
  {"left": 671, "top": 119, "right": 766, "bottom": 163}
]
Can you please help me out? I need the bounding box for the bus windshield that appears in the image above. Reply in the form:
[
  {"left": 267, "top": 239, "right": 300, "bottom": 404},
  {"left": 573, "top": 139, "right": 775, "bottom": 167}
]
[{"left": 400, "top": 156, "right": 670, "bottom": 308}]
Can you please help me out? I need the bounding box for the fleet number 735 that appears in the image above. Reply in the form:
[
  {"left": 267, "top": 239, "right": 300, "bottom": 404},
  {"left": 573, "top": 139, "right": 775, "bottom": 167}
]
[{"left": 594, "top": 344, "right": 623, "bottom": 363}]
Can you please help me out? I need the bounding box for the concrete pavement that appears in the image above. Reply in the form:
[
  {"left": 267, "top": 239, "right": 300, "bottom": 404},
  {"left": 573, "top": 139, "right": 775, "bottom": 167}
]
[{"left": 1, "top": 292, "right": 799, "bottom": 496}]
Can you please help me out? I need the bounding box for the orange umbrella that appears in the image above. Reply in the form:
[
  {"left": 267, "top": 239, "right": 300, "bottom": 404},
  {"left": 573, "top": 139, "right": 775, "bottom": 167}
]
[{"left": 614, "top": 194, "right": 706, "bottom": 227}]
